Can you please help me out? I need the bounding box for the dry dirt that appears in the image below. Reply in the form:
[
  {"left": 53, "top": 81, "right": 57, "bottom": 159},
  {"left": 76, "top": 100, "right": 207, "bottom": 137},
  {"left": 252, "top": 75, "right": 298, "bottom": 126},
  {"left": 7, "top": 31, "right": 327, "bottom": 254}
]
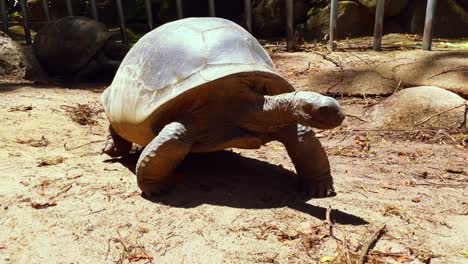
[{"left": 1, "top": 42, "right": 467, "bottom": 264}]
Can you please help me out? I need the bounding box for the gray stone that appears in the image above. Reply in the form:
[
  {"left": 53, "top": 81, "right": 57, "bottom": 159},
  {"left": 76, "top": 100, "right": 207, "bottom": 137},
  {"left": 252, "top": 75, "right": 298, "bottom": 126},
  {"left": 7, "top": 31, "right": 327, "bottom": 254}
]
[
  {"left": 368, "top": 86, "right": 467, "bottom": 129},
  {"left": 303, "top": 1, "right": 373, "bottom": 40}
]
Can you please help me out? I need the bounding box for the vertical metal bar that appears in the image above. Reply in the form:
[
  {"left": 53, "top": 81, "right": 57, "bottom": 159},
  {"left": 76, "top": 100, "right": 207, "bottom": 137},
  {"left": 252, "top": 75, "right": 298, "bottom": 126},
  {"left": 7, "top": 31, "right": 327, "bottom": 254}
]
[
  {"left": 20, "top": 0, "right": 32, "bottom": 45},
  {"left": 176, "top": 0, "right": 183, "bottom": 19},
  {"left": 66, "top": 0, "right": 73, "bottom": 16},
  {"left": 208, "top": 0, "right": 215, "bottom": 17},
  {"left": 244, "top": 0, "right": 252, "bottom": 33},
  {"left": 286, "top": 0, "right": 296, "bottom": 51},
  {"left": 422, "top": 0, "right": 437, "bottom": 51},
  {"left": 329, "top": 0, "right": 338, "bottom": 51},
  {"left": 372, "top": 0, "right": 385, "bottom": 51},
  {"left": 115, "top": 0, "right": 128, "bottom": 45},
  {"left": 41, "top": 0, "right": 51, "bottom": 22},
  {"left": 0, "top": 0, "right": 8, "bottom": 32},
  {"left": 145, "top": 0, "right": 154, "bottom": 30},
  {"left": 90, "top": 0, "right": 99, "bottom": 20}
]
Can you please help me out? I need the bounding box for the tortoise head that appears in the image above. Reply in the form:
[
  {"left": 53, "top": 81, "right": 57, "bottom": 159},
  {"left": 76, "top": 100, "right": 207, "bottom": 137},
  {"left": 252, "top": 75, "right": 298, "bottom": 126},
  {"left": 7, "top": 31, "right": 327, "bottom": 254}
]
[{"left": 293, "top": 91, "right": 345, "bottom": 129}]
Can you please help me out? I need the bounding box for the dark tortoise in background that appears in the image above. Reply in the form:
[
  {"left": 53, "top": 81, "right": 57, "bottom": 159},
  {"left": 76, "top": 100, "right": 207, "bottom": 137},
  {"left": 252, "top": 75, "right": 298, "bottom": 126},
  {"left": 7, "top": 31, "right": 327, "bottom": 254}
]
[
  {"left": 33, "top": 16, "right": 127, "bottom": 81},
  {"left": 101, "top": 17, "right": 345, "bottom": 198}
]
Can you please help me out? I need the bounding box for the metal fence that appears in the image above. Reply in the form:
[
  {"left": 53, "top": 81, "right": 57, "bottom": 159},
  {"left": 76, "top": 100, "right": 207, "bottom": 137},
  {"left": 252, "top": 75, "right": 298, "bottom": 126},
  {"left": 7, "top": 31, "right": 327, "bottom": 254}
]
[{"left": 0, "top": 0, "right": 439, "bottom": 51}]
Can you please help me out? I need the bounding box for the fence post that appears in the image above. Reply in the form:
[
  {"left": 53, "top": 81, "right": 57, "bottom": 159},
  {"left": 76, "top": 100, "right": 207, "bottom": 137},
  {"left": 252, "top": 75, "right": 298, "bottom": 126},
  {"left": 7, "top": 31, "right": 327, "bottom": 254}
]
[
  {"left": 19, "top": 0, "right": 32, "bottom": 45},
  {"left": 176, "top": 0, "right": 183, "bottom": 19},
  {"left": 208, "top": 0, "right": 215, "bottom": 17},
  {"left": 145, "top": 0, "right": 154, "bottom": 30},
  {"left": 115, "top": 0, "right": 128, "bottom": 45},
  {"left": 0, "top": 0, "right": 7, "bottom": 32},
  {"left": 329, "top": 0, "right": 338, "bottom": 51},
  {"left": 372, "top": 0, "right": 385, "bottom": 51},
  {"left": 41, "top": 0, "right": 51, "bottom": 21},
  {"left": 90, "top": 0, "right": 99, "bottom": 20},
  {"left": 244, "top": 0, "right": 252, "bottom": 32},
  {"left": 422, "top": 0, "right": 437, "bottom": 51},
  {"left": 66, "top": 0, "right": 73, "bottom": 16},
  {"left": 286, "top": 0, "right": 296, "bottom": 51}
]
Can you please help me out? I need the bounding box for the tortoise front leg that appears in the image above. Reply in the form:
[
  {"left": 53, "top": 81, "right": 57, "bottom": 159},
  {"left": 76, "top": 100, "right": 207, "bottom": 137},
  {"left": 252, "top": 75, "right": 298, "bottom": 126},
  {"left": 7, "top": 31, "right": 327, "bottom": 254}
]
[
  {"left": 102, "top": 125, "right": 132, "bottom": 157},
  {"left": 136, "top": 122, "right": 192, "bottom": 197},
  {"left": 275, "top": 125, "right": 335, "bottom": 198}
]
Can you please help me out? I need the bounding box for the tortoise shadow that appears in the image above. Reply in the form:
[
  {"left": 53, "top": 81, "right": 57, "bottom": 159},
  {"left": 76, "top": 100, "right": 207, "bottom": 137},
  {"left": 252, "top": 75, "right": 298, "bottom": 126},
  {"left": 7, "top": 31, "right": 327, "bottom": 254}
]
[{"left": 110, "top": 150, "right": 368, "bottom": 226}]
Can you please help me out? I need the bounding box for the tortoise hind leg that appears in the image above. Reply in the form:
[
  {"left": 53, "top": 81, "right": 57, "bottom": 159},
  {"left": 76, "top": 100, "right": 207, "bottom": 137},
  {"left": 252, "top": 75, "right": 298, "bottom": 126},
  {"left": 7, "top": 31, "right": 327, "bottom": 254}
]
[
  {"left": 136, "top": 122, "right": 192, "bottom": 197},
  {"left": 275, "top": 125, "right": 335, "bottom": 198},
  {"left": 102, "top": 125, "right": 132, "bottom": 157}
]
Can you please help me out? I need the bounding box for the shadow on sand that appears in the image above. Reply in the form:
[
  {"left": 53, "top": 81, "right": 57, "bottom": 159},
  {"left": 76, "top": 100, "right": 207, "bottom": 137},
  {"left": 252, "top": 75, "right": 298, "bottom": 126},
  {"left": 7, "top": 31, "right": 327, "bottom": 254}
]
[{"left": 107, "top": 150, "right": 368, "bottom": 226}]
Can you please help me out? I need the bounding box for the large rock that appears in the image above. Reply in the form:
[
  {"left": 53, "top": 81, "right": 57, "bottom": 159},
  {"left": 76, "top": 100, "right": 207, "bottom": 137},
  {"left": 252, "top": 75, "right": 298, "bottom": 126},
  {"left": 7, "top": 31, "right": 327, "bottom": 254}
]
[
  {"left": 368, "top": 86, "right": 467, "bottom": 129},
  {"left": 0, "top": 31, "right": 47, "bottom": 83},
  {"left": 303, "top": 1, "right": 373, "bottom": 40},
  {"left": 358, "top": 0, "right": 409, "bottom": 17},
  {"left": 456, "top": 0, "right": 468, "bottom": 11},
  {"left": 405, "top": 0, "right": 468, "bottom": 38},
  {"left": 305, "top": 50, "right": 468, "bottom": 99},
  {"left": 252, "top": 0, "right": 312, "bottom": 38},
  {"left": 0, "top": 31, "right": 27, "bottom": 81}
]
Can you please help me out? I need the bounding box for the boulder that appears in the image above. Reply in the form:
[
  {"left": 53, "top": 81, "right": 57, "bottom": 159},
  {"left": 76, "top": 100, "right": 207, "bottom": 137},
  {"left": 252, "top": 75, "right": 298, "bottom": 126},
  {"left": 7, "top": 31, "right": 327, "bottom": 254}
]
[
  {"left": 303, "top": 1, "right": 373, "bottom": 40},
  {"left": 252, "top": 0, "right": 312, "bottom": 38},
  {"left": 0, "top": 31, "right": 27, "bottom": 81},
  {"left": 456, "top": 0, "right": 468, "bottom": 11},
  {"left": 368, "top": 86, "right": 467, "bottom": 129},
  {"left": 405, "top": 0, "right": 468, "bottom": 38},
  {"left": 358, "top": 0, "right": 409, "bottom": 17},
  {"left": 305, "top": 50, "right": 468, "bottom": 99},
  {"left": 0, "top": 31, "right": 47, "bottom": 83}
]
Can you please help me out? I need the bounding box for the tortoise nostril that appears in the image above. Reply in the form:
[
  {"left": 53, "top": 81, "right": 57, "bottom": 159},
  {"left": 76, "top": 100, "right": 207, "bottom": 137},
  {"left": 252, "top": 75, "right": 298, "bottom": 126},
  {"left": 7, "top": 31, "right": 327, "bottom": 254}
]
[{"left": 319, "top": 105, "right": 345, "bottom": 124}]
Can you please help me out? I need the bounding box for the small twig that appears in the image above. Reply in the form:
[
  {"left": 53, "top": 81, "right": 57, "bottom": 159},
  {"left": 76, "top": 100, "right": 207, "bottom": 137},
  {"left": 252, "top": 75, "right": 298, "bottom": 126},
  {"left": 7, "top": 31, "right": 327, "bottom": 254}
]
[
  {"left": 326, "top": 205, "right": 333, "bottom": 237},
  {"left": 416, "top": 180, "right": 466, "bottom": 189},
  {"left": 49, "top": 183, "right": 73, "bottom": 200},
  {"left": 358, "top": 223, "right": 386, "bottom": 264},
  {"left": 427, "top": 66, "right": 468, "bottom": 79},
  {"left": 105, "top": 238, "right": 111, "bottom": 262},
  {"left": 346, "top": 113, "right": 369, "bottom": 122},
  {"left": 392, "top": 80, "right": 402, "bottom": 95},
  {"left": 64, "top": 140, "right": 106, "bottom": 151},
  {"left": 413, "top": 103, "right": 467, "bottom": 127},
  {"left": 87, "top": 208, "right": 107, "bottom": 215},
  {"left": 342, "top": 230, "right": 352, "bottom": 264},
  {"left": 325, "top": 206, "right": 341, "bottom": 241},
  {"left": 369, "top": 251, "right": 409, "bottom": 257}
]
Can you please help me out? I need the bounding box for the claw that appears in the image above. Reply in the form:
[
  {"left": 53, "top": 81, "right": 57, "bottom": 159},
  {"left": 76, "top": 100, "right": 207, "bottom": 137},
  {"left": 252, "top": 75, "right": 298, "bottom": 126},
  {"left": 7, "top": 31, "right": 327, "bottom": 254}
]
[{"left": 297, "top": 177, "right": 336, "bottom": 198}]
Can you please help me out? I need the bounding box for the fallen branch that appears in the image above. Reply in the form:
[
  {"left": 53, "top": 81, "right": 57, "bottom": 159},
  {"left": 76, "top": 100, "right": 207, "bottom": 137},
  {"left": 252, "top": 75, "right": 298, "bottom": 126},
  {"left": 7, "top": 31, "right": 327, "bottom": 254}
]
[
  {"left": 427, "top": 66, "right": 468, "bottom": 79},
  {"left": 49, "top": 183, "right": 73, "bottom": 200},
  {"left": 346, "top": 114, "right": 369, "bottom": 122},
  {"left": 357, "top": 223, "right": 386, "bottom": 264},
  {"left": 64, "top": 140, "right": 106, "bottom": 151},
  {"left": 326, "top": 206, "right": 333, "bottom": 238},
  {"left": 414, "top": 103, "right": 467, "bottom": 127}
]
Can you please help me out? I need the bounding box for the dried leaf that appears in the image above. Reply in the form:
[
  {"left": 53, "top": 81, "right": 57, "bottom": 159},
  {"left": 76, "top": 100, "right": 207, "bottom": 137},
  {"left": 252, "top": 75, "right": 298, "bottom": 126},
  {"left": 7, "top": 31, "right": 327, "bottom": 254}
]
[
  {"left": 460, "top": 250, "right": 468, "bottom": 258},
  {"left": 320, "top": 256, "right": 336, "bottom": 262},
  {"left": 396, "top": 255, "right": 412, "bottom": 262},
  {"left": 128, "top": 254, "right": 153, "bottom": 262},
  {"left": 137, "top": 227, "right": 150, "bottom": 234},
  {"left": 8, "top": 105, "right": 33, "bottom": 112},
  {"left": 411, "top": 197, "right": 422, "bottom": 203},
  {"left": 37, "top": 156, "right": 65, "bottom": 167},
  {"left": 382, "top": 183, "right": 398, "bottom": 190},
  {"left": 31, "top": 201, "right": 57, "bottom": 209}
]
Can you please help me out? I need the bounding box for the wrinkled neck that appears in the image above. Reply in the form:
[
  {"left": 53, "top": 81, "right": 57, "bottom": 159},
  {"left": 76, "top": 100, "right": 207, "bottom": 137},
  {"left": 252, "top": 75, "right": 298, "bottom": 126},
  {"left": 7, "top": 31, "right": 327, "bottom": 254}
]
[{"left": 239, "top": 92, "right": 299, "bottom": 133}]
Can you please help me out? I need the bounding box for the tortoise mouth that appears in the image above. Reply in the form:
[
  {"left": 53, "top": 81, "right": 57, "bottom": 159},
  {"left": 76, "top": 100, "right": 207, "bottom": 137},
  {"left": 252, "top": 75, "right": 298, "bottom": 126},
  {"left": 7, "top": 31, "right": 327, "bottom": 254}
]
[{"left": 312, "top": 112, "right": 345, "bottom": 129}]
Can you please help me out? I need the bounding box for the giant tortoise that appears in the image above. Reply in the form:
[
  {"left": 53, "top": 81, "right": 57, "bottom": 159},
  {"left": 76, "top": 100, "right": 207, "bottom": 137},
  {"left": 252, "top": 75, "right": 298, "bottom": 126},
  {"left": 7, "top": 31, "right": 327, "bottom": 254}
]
[
  {"left": 33, "top": 16, "right": 127, "bottom": 80},
  {"left": 101, "top": 17, "right": 345, "bottom": 198}
]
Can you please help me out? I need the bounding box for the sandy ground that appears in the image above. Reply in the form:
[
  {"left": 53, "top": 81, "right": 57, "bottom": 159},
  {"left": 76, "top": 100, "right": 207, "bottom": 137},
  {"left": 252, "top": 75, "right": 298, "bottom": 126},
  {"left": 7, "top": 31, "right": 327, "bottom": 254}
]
[{"left": 0, "top": 47, "right": 467, "bottom": 264}]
